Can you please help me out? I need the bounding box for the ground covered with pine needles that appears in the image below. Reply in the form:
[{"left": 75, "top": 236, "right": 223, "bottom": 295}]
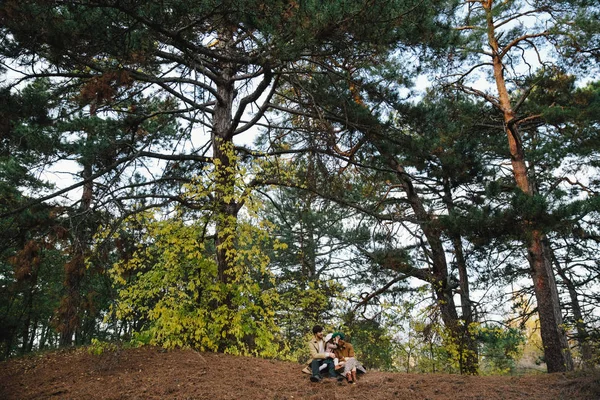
[{"left": 1, "top": 346, "right": 599, "bottom": 399}]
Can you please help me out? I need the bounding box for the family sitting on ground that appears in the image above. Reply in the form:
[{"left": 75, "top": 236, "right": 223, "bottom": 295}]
[{"left": 303, "top": 325, "right": 366, "bottom": 384}]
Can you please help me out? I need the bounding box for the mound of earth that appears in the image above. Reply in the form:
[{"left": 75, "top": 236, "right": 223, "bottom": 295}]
[{"left": 1, "top": 346, "right": 599, "bottom": 399}]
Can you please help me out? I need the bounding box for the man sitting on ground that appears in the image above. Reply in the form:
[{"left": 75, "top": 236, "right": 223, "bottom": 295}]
[{"left": 305, "top": 325, "right": 342, "bottom": 383}]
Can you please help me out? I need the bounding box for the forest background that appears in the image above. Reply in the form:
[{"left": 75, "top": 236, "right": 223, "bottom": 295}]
[{"left": 1, "top": 0, "right": 600, "bottom": 377}]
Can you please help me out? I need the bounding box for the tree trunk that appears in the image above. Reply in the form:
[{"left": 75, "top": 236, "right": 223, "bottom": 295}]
[
  {"left": 213, "top": 49, "right": 237, "bottom": 288},
  {"left": 300, "top": 156, "right": 319, "bottom": 281},
  {"left": 27, "top": 318, "right": 37, "bottom": 353},
  {"left": 39, "top": 322, "right": 50, "bottom": 350},
  {"left": 378, "top": 143, "right": 476, "bottom": 373},
  {"left": 483, "top": 1, "right": 572, "bottom": 372},
  {"left": 552, "top": 254, "right": 594, "bottom": 369},
  {"left": 211, "top": 33, "right": 241, "bottom": 352},
  {"left": 20, "top": 307, "right": 31, "bottom": 356},
  {"left": 20, "top": 276, "right": 36, "bottom": 356},
  {"left": 58, "top": 103, "right": 95, "bottom": 347},
  {"left": 58, "top": 253, "right": 84, "bottom": 347},
  {"left": 443, "top": 178, "right": 478, "bottom": 374}
]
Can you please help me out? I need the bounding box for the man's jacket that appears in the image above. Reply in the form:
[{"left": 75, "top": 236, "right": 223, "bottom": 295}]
[{"left": 306, "top": 338, "right": 327, "bottom": 365}]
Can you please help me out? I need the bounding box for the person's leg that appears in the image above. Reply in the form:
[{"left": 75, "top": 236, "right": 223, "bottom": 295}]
[
  {"left": 310, "top": 359, "right": 323, "bottom": 382},
  {"left": 351, "top": 368, "right": 357, "bottom": 384},
  {"left": 325, "top": 358, "right": 344, "bottom": 381},
  {"left": 325, "top": 358, "right": 337, "bottom": 378},
  {"left": 346, "top": 371, "right": 352, "bottom": 383}
]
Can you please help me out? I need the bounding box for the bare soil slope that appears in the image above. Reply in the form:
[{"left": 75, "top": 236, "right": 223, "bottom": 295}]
[{"left": 1, "top": 346, "right": 598, "bottom": 399}]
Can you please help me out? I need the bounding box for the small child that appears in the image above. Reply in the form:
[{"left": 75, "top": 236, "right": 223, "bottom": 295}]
[{"left": 324, "top": 333, "right": 341, "bottom": 368}]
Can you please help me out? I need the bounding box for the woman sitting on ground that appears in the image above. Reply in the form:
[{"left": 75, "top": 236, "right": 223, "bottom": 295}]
[{"left": 332, "top": 332, "right": 366, "bottom": 384}]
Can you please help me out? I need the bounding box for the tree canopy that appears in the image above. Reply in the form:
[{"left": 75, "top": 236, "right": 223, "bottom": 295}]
[{"left": 1, "top": 0, "right": 599, "bottom": 374}]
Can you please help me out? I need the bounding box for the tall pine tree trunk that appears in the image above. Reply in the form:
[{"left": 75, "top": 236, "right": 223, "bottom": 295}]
[
  {"left": 211, "top": 32, "right": 241, "bottom": 352},
  {"left": 58, "top": 103, "right": 95, "bottom": 347},
  {"left": 443, "top": 178, "right": 478, "bottom": 374},
  {"left": 552, "top": 253, "right": 594, "bottom": 369},
  {"left": 300, "top": 153, "right": 319, "bottom": 281},
  {"left": 379, "top": 144, "right": 478, "bottom": 374},
  {"left": 483, "top": 1, "right": 572, "bottom": 372},
  {"left": 213, "top": 66, "right": 237, "bottom": 288}
]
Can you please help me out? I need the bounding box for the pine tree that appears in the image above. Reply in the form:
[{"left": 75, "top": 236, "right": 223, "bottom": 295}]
[
  {"left": 1, "top": 0, "right": 430, "bottom": 351},
  {"left": 440, "top": 0, "right": 600, "bottom": 372}
]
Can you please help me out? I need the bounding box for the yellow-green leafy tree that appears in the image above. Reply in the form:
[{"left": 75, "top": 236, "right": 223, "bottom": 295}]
[{"left": 106, "top": 174, "right": 284, "bottom": 357}]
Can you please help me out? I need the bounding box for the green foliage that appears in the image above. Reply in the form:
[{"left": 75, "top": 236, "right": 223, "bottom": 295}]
[
  {"left": 402, "top": 314, "right": 456, "bottom": 374},
  {"left": 477, "top": 325, "right": 526, "bottom": 375},
  {"left": 87, "top": 338, "right": 119, "bottom": 356},
  {"left": 343, "top": 317, "right": 396, "bottom": 371},
  {"left": 436, "top": 322, "right": 479, "bottom": 374},
  {"left": 0, "top": 237, "right": 67, "bottom": 358},
  {"left": 391, "top": 299, "right": 481, "bottom": 374},
  {"left": 277, "top": 279, "right": 344, "bottom": 363},
  {"left": 0, "top": 79, "right": 59, "bottom": 194},
  {"left": 107, "top": 205, "right": 282, "bottom": 358}
]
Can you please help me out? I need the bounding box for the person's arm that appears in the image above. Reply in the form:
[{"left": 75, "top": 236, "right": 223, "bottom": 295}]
[
  {"left": 347, "top": 343, "right": 355, "bottom": 358},
  {"left": 308, "top": 340, "right": 329, "bottom": 359}
]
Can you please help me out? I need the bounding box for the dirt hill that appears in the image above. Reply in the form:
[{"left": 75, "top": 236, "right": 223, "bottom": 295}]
[{"left": 1, "top": 346, "right": 599, "bottom": 399}]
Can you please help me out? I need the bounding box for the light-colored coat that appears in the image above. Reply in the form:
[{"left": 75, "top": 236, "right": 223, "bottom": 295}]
[{"left": 306, "top": 338, "right": 327, "bottom": 365}]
